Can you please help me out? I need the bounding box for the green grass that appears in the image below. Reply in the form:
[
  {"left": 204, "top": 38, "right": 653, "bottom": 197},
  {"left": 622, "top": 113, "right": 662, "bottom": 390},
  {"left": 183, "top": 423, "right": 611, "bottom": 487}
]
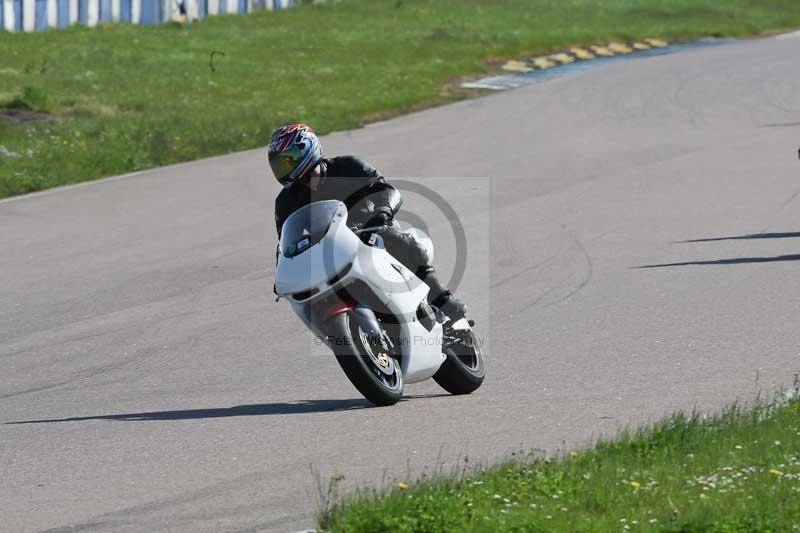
[
  {"left": 320, "top": 395, "right": 800, "bottom": 531},
  {"left": 2, "top": 0, "right": 800, "bottom": 198}
]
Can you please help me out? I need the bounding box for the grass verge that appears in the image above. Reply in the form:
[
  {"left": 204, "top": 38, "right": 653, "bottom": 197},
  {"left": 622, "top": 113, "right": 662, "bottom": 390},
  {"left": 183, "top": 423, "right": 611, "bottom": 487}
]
[
  {"left": 319, "top": 393, "right": 800, "bottom": 531},
  {"left": 2, "top": 0, "right": 800, "bottom": 198}
]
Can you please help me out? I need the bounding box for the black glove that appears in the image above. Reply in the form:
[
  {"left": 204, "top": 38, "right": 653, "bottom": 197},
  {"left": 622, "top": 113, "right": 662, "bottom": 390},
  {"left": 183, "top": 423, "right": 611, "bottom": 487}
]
[
  {"left": 364, "top": 211, "right": 390, "bottom": 229},
  {"left": 359, "top": 212, "right": 390, "bottom": 244}
]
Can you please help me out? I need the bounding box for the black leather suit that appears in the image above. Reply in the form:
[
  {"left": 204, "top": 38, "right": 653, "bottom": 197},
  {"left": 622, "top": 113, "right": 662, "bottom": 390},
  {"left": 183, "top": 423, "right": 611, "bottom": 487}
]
[{"left": 275, "top": 156, "right": 456, "bottom": 310}]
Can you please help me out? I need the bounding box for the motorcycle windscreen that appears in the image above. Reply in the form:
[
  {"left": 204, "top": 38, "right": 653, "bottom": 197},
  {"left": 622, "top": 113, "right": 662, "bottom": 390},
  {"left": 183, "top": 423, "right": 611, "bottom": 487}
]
[{"left": 280, "top": 200, "right": 344, "bottom": 258}]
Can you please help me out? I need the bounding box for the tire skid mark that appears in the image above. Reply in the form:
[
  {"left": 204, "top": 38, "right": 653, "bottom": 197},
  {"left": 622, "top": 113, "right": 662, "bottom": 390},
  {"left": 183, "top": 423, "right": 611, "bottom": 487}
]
[
  {"left": 0, "top": 345, "right": 159, "bottom": 401},
  {"left": 529, "top": 233, "right": 593, "bottom": 309},
  {"left": 37, "top": 466, "right": 315, "bottom": 533},
  {"left": 492, "top": 231, "right": 594, "bottom": 309},
  {"left": 490, "top": 249, "right": 564, "bottom": 289},
  {"left": 1, "top": 291, "right": 262, "bottom": 401}
]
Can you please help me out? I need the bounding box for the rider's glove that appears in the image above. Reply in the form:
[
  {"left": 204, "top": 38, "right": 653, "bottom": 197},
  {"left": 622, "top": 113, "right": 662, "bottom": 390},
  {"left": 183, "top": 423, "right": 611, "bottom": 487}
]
[{"left": 364, "top": 211, "right": 390, "bottom": 230}]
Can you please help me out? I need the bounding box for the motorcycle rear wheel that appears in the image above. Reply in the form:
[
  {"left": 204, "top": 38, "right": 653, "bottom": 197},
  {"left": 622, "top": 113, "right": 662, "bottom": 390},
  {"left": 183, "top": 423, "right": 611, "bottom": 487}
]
[
  {"left": 325, "top": 312, "right": 404, "bottom": 406},
  {"left": 433, "top": 326, "right": 485, "bottom": 395}
]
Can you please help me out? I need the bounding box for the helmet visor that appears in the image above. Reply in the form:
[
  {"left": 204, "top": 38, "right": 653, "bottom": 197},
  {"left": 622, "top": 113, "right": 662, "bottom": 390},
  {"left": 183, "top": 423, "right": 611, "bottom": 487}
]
[{"left": 269, "top": 148, "right": 302, "bottom": 185}]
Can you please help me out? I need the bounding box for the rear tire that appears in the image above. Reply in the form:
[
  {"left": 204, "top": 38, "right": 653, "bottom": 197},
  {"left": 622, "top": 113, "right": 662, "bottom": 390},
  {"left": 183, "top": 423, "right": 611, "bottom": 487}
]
[
  {"left": 325, "top": 312, "right": 403, "bottom": 406},
  {"left": 433, "top": 327, "right": 485, "bottom": 395}
]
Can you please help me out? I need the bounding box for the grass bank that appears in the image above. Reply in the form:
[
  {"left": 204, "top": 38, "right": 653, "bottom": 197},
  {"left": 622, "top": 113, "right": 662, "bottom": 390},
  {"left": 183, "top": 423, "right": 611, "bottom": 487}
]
[
  {"left": 320, "top": 395, "right": 800, "bottom": 531},
  {"left": 2, "top": 0, "right": 800, "bottom": 199}
]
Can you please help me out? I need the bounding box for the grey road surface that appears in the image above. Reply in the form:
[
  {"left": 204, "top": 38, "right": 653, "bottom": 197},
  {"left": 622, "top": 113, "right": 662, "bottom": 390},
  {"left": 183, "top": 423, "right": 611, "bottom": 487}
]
[{"left": 3, "top": 34, "right": 800, "bottom": 532}]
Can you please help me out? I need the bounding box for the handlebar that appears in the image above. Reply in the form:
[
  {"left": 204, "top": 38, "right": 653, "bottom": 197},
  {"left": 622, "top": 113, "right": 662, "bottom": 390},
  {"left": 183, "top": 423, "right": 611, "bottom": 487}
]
[{"left": 353, "top": 225, "right": 389, "bottom": 235}]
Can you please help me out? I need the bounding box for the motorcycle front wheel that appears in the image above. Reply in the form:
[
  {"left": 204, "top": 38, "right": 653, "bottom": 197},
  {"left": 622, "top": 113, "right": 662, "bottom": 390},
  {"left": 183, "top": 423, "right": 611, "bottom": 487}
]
[{"left": 325, "top": 311, "right": 404, "bottom": 406}]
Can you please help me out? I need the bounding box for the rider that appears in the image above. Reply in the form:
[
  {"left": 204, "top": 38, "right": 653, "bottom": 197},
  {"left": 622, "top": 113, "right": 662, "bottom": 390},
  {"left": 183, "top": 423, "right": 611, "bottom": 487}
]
[{"left": 269, "top": 123, "right": 467, "bottom": 321}]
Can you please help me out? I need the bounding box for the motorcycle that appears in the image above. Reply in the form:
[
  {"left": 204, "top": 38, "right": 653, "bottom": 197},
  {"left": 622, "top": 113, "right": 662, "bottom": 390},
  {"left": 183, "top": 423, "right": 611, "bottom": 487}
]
[{"left": 275, "top": 200, "right": 485, "bottom": 406}]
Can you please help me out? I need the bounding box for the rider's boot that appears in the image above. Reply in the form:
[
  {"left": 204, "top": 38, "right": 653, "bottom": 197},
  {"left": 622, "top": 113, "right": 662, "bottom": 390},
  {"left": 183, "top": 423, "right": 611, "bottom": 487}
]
[{"left": 416, "top": 266, "right": 468, "bottom": 322}]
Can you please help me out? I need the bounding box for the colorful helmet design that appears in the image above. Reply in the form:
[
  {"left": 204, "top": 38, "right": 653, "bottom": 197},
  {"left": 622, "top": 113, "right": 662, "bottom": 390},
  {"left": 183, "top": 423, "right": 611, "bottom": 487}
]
[{"left": 267, "top": 124, "right": 323, "bottom": 187}]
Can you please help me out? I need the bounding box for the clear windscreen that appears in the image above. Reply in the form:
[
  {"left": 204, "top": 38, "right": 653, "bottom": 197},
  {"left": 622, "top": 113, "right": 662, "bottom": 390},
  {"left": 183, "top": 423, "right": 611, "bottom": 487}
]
[{"left": 279, "top": 200, "right": 342, "bottom": 258}]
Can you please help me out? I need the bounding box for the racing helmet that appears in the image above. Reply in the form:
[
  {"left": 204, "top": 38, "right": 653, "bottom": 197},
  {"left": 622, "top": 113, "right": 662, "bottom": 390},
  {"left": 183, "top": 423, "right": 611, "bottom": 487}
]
[{"left": 267, "top": 123, "right": 323, "bottom": 187}]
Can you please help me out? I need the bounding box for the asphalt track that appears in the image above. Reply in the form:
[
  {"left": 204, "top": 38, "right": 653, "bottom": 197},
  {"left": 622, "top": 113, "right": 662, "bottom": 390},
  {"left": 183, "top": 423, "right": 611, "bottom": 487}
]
[{"left": 3, "top": 33, "right": 800, "bottom": 532}]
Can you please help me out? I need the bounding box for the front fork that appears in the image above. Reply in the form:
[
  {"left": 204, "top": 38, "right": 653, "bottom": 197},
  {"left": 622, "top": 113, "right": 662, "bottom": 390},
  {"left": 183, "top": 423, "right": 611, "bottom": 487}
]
[{"left": 315, "top": 299, "right": 393, "bottom": 353}]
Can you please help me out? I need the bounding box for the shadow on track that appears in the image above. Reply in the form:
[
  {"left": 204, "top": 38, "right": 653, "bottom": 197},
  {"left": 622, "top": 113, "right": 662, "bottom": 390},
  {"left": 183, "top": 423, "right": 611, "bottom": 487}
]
[
  {"left": 4, "top": 394, "right": 451, "bottom": 425},
  {"left": 634, "top": 254, "right": 800, "bottom": 269},
  {"left": 674, "top": 232, "right": 800, "bottom": 244}
]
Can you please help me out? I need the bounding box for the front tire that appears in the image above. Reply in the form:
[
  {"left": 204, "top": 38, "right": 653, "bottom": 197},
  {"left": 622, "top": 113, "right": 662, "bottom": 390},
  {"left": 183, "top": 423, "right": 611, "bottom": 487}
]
[
  {"left": 325, "top": 312, "right": 403, "bottom": 406},
  {"left": 433, "top": 326, "right": 485, "bottom": 395}
]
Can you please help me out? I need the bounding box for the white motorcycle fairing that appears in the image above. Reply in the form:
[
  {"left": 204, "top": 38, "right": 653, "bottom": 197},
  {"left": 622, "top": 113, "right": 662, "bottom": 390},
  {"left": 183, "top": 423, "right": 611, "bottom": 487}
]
[{"left": 275, "top": 201, "right": 445, "bottom": 384}]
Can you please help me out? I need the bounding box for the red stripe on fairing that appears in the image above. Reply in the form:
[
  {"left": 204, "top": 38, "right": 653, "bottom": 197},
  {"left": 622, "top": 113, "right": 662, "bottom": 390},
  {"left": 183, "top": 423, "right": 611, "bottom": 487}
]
[{"left": 322, "top": 300, "right": 355, "bottom": 321}]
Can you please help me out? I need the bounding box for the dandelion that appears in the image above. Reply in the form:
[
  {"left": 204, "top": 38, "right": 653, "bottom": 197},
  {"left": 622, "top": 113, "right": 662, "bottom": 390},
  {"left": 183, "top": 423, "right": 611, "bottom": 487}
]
[
  {"left": 397, "top": 482, "right": 409, "bottom": 490},
  {"left": 770, "top": 469, "right": 782, "bottom": 476},
  {"left": 630, "top": 481, "right": 641, "bottom": 489},
  {"left": 570, "top": 451, "right": 579, "bottom": 458}
]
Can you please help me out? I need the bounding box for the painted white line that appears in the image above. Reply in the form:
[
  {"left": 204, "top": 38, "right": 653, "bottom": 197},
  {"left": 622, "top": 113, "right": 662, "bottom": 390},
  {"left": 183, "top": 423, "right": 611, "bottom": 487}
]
[
  {"left": 774, "top": 30, "right": 800, "bottom": 40},
  {"left": 0, "top": 149, "right": 260, "bottom": 206}
]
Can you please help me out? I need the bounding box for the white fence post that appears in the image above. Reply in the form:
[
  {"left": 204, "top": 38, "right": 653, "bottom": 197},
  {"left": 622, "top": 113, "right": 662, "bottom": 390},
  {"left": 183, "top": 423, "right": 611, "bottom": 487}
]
[
  {"left": 47, "top": 0, "right": 57, "bottom": 27},
  {"left": 3, "top": 0, "right": 14, "bottom": 31},
  {"left": 1, "top": 0, "right": 300, "bottom": 30},
  {"left": 131, "top": 0, "right": 140, "bottom": 23},
  {"left": 87, "top": 0, "right": 99, "bottom": 25},
  {"left": 186, "top": 0, "right": 198, "bottom": 20},
  {"left": 22, "top": 0, "right": 35, "bottom": 31}
]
